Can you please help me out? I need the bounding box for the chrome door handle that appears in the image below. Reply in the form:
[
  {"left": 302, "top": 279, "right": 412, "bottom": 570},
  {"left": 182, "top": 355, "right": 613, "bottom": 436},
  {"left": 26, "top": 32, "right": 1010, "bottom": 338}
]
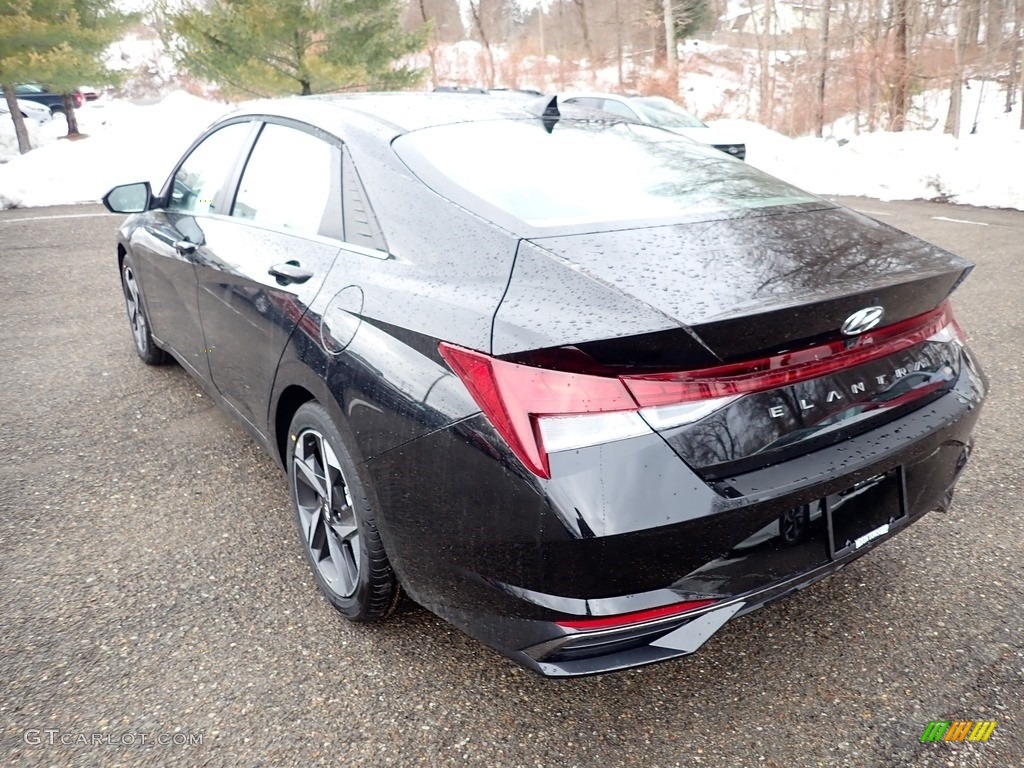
[{"left": 269, "top": 261, "right": 313, "bottom": 285}]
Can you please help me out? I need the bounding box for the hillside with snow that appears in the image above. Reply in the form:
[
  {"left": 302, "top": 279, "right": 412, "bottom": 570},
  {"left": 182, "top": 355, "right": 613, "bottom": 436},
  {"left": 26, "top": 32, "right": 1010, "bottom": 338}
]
[{"left": 1, "top": 40, "right": 1023, "bottom": 211}]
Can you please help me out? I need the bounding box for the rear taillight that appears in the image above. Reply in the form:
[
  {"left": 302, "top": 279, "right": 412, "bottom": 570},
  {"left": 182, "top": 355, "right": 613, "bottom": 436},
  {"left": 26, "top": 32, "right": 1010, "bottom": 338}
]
[
  {"left": 437, "top": 342, "right": 640, "bottom": 477},
  {"left": 73, "top": 91, "right": 83, "bottom": 108},
  {"left": 439, "top": 302, "right": 962, "bottom": 479},
  {"left": 622, "top": 302, "right": 959, "bottom": 407}
]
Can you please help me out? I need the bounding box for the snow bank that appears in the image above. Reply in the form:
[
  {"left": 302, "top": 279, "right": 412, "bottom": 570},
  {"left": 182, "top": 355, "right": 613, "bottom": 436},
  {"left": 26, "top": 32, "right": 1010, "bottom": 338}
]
[
  {"left": 1, "top": 73, "right": 1023, "bottom": 211},
  {"left": 710, "top": 117, "right": 1024, "bottom": 209},
  {"left": 0, "top": 91, "right": 231, "bottom": 210}
]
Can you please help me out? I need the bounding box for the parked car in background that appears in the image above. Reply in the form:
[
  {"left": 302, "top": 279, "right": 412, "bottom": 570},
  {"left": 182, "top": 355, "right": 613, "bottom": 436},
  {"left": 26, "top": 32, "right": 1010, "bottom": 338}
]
[
  {"left": 561, "top": 92, "right": 747, "bottom": 160},
  {"left": 0, "top": 97, "right": 52, "bottom": 124},
  {"left": 14, "top": 84, "right": 83, "bottom": 115},
  {"left": 78, "top": 86, "right": 100, "bottom": 102},
  {"left": 103, "top": 93, "right": 984, "bottom": 677}
]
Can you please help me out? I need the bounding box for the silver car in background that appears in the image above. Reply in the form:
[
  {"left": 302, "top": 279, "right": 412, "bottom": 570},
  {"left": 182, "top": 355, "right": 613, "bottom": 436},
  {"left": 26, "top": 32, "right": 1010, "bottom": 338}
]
[{"left": 560, "top": 93, "right": 746, "bottom": 160}]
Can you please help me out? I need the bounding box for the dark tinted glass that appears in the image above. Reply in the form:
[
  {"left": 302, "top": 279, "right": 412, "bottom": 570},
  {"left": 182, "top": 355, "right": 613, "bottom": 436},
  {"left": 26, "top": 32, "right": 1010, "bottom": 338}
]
[{"left": 395, "top": 120, "right": 816, "bottom": 228}]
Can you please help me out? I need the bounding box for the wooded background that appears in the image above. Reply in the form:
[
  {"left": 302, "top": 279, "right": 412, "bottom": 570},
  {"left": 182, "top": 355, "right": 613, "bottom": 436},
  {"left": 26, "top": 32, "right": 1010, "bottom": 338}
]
[{"left": 402, "top": 0, "right": 1024, "bottom": 136}]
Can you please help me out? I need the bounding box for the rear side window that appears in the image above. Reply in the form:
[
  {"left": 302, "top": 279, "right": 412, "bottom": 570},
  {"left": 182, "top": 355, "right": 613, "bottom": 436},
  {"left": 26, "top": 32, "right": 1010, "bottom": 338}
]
[
  {"left": 231, "top": 122, "right": 342, "bottom": 239},
  {"left": 168, "top": 122, "right": 252, "bottom": 215}
]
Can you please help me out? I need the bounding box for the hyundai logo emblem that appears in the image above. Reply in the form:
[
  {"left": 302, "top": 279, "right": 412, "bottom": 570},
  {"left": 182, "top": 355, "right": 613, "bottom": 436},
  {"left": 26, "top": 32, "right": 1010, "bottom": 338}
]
[{"left": 840, "top": 306, "right": 885, "bottom": 336}]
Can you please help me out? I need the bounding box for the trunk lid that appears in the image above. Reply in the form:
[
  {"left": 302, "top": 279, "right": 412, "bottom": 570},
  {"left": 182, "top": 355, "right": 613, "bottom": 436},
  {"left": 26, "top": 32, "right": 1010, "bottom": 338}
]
[
  {"left": 495, "top": 205, "right": 976, "bottom": 479},
  {"left": 525, "top": 206, "right": 972, "bottom": 364}
]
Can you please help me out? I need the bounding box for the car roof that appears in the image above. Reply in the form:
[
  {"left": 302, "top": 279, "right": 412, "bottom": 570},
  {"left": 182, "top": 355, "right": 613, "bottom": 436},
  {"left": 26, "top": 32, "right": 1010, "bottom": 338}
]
[{"left": 226, "top": 92, "right": 583, "bottom": 141}]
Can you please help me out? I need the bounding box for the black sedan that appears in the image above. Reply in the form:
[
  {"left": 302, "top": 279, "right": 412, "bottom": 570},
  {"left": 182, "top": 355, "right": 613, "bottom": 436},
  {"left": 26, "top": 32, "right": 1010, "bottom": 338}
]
[{"left": 103, "top": 93, "right": 986, "bottom": 677}]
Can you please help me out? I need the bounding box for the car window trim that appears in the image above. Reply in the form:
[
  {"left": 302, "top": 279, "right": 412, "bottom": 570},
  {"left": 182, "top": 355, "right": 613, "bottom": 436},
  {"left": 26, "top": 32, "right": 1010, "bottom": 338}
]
[{"left": 160, "top": 113, "right": 391, "bottom": 258}]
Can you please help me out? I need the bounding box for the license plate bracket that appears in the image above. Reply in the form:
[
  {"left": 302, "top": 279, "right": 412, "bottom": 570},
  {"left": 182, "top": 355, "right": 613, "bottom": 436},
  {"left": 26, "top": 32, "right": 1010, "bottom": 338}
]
[{"left": 825, "top": 467, "right": 907, "bottom": 560}]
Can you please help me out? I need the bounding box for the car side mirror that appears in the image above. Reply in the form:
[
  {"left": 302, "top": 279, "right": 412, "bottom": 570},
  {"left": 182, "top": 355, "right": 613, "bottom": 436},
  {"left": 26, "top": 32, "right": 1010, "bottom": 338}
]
[{"left": 103, "top": 182, "right": 152, "bottom": 214}]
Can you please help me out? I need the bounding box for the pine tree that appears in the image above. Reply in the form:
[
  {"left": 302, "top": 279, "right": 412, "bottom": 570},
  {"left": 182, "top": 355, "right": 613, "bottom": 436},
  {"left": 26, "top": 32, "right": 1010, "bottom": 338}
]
[
  {"left": 1, "top": 0, "right": 133, "bottom": 148},
  {"left": 25, "top": 1, "right": 135, "bottom": 136},
  {"left": 0, "top": 1, "right": 63, "bottom": 153},
  {"left": 164, "top": 0, "right": 426, "bottom": 97}
]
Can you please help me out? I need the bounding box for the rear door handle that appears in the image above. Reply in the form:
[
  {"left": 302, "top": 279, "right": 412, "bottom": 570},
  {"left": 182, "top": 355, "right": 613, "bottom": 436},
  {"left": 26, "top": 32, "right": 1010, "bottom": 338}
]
[{"left": 269, "top": 261, "right": 313, "bottom": 285}]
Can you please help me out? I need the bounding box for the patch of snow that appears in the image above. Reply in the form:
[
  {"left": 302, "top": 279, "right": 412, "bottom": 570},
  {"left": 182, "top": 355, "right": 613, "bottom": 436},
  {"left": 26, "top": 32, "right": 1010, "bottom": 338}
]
[{"left": 0, "top": 92, "right": 230, "bottom": 210}]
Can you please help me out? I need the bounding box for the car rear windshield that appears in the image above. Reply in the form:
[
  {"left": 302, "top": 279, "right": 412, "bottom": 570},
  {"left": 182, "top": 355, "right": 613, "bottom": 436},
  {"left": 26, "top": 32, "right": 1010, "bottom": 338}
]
[{"left": 393, "top": 119, "right": 817, "bottom": 229}]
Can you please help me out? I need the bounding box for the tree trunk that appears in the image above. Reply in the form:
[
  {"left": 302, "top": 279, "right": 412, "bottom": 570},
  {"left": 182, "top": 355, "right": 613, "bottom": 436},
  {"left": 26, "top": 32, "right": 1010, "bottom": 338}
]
[
  {"left": 867, "top": 0, "right": 882, "bottom": 131},
  {"left": 946, "top": 2, "right": 970, "bottom": 136},
  {"left": 985, "top": 0, "right": 1005, "bottom": 47},
  {"left": 749, "top": 0, "right": 772, "bottom": 125},
  {"left": 61, "top": 94, "right": 80, "bottom": 137},
  {"left": 815, "top": 0, "right": 831, "bottom": 137},
  {"left": 3, "top": 83, "right": 32, "bottom": 154},
  {"left": 418, "top": 0, "right": 438, "bottom": 87},
  {"left": 663, "top": 0, "right": 676, "bottom": 67},
  {"left": 1009, "top": 0, "right": 1022, "bottom": 114},
  {"left": 572, "top": 0, "right": 594, "bottom": 62},
  {"left": 468, "top": 1, "right": 496, "bottom": 87},
  {"left": 614, "top": 0, "right": 623, "bottom": 86},
  {"left": 891, "top": 0, "right": 909, "bottom": 131}
]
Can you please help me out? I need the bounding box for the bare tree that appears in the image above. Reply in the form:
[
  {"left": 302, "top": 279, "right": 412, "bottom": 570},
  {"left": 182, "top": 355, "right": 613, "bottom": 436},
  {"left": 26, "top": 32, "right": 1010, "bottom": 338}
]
[
  {"left": 467, "top": 0, "right": 497, "bottom": 87},
  {"left": 571, "top": 0, "right": 595, "bottom": 61},
  {"left": 816, "top": 0, "right": 832, "bottom": 136},
  {"left": 891, "top": 0, "right": 909, "bottom": 131},
  {"left": 946, "top": 1, "right": 972, "bottom": 136}
]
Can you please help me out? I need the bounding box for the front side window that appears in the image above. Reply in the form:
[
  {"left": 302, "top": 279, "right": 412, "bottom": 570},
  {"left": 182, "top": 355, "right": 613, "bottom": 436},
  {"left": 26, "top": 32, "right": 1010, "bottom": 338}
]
[
  {"left": 231, "top": 123, "right": 340, "bottom": 239},
  {"left": 168, "top": 122, "right": 252, "bottom": 215}
]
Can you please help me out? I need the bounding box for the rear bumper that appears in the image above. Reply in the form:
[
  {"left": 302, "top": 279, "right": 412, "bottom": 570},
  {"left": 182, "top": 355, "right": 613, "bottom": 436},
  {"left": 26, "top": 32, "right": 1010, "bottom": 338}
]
[{"left": 362, "top": 348, "right": 985, "bottom": 676}]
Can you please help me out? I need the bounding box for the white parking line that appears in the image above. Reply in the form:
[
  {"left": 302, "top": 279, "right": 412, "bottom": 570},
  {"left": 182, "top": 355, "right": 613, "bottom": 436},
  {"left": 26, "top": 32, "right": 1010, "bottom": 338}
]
[
  {"left": 0, "top": 212, "right": 111, "bottom": 223},
  {"left": 931, "top": 215, "right": 989, "bottom": 226},
  {"left": 859, "top": 209, "right": 892, "bottom": 217}
]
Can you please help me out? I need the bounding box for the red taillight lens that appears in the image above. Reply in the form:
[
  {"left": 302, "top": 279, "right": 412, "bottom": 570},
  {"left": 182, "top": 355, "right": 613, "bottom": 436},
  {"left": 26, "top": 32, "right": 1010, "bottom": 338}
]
[
  {"left": 621, "top": 302, "right": 956, "bottom": 407},
  {"left": 556, "top": 599, "right": 718, "bottom": 631},
  {"left": 438, "top": 342, "right": 635, "bottom": 478},
  {"left": 439, "top": 302, "right": 961, "bottom": 478},
  {"left": 73, "top": 91, "right": 83, "bottom": 108}
]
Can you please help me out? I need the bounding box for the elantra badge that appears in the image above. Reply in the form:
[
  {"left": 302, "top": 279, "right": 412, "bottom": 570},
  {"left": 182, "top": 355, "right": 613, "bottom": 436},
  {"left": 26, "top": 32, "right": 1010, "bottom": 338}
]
[{"left": 841, "top": 306, "right": 885, "bottom": 336}]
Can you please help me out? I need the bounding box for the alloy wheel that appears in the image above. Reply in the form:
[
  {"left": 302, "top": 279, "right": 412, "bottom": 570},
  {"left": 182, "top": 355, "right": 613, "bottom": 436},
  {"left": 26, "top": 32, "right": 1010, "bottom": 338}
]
[
  {"left": 292, "top": 428, "right": 361, "bottom": 598},
  {"left": 122, "top": 266, "right": 148, "bottom": 354}
]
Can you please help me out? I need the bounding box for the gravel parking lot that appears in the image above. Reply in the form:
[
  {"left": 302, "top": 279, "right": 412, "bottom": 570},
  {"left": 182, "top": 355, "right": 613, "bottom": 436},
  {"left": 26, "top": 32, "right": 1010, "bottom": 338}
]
[{"left": 1, "top": 198, "right": 1021, "bottom": 767}]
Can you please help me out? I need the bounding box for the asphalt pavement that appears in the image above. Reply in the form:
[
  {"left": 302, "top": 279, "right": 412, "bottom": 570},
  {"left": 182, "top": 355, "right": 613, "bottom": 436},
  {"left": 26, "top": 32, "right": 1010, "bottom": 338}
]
[{"left": 1, "top": 198, "right": 1021, "bottom": 767}]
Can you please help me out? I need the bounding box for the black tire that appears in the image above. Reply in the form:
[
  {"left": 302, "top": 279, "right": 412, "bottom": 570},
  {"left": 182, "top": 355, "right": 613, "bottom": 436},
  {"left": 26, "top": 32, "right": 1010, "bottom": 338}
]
[
  {"left": 286, "top": 401, "right": 400, "bottom": 621},
  {"left": 120, "top": 259, "right": 168, "bottom": 365}
]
